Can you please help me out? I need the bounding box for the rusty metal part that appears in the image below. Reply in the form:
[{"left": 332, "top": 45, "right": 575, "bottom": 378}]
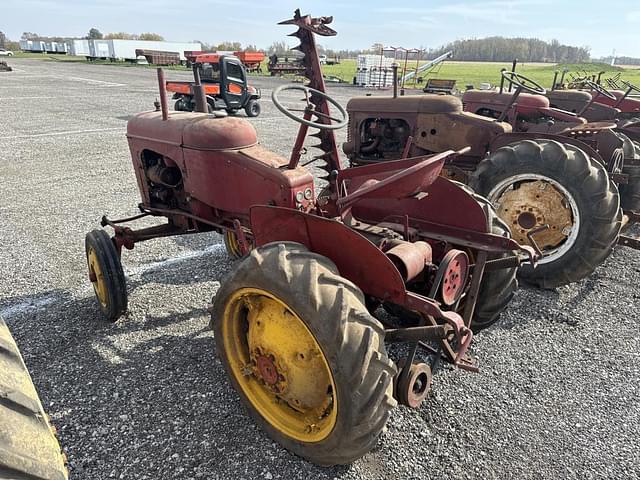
[
  {"left": 439, "top": 249, "right": 469, "bottom": 306},
  {"left": 256, "top": 355, "right": 280, "bottom": 385},
  {"left": 146, "top": 164, "right": 182, "bottom": 187},
  {"left": 618, "top": 234, "right": 640, "bottom": 250},
  {"left": 232, "top": 218, "right": 251, "bottom": 256},
  {"left": 385, "top": 324, "right": 452, "bottom": 343},
  {"left": 191, "top": 64, "right": 208, "bottom": 113},
  {"left": 395, "top": 361, "right": 433, "bottom": 408},
  {"left": 625, "top": 211, "right": 640, "bottom": 223},
  {"left": 496, "top": 180, "right": 572, "bottom": 249},
  {"left": 526, "top": 224, "right": 550, "bottom": 257},
  {"left": 460, "top": 249, "right": 488, "bottom": 331},
  {"left": 281, "top": 9, "right": 342, "bottom": 178},
  {"left": 156, "top": 68, "right": 168, "bottom": 121},
  {"left": 385, "top": 240, "right": 432, "bottom": 282}
]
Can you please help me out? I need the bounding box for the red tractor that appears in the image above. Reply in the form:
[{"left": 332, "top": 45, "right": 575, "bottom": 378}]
[
  {"left": 166, "top": 53, "right": 261, "bottom": 117},
  {"left": 85, "top": 10, "right": 536, "bottom": 465},
  {"left": 461, "top": 70, "right": 640, "bottom": 217},
  {"left": 546, "top": 74, "right": 640, "bottom": 124},
  {"left": 344, "top": 69, "right": 640, "bottom": 289}
]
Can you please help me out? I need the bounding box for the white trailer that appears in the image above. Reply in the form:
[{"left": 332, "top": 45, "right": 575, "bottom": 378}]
[
  {"left": 80, "top": 40, "right": 201, "bottom": 61},
  {"left": 67, "top": 39, "right": 90, "bottom": 57}
]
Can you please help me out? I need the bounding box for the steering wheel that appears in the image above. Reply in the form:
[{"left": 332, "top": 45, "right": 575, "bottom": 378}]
[
  {"left": 272, "top": 84, "right": 348, "bottom": 130},
  {"left": 621, "top": 80, "right": 640, "bottom": 95},
  {"left": 584, "top": 79, "right": 617, "bottom": 100},
  {"left": 501, "top": 71, "right": 546, "bottom": 95}
]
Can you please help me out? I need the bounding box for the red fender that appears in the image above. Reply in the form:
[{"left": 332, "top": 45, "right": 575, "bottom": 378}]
[{"left": 249, "top": 205, "right": 406, "bottom": 303}]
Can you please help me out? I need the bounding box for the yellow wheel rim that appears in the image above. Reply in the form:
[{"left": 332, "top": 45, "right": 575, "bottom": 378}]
[
  {"left": 87, "top": 247, "right": 108, "bottom": 307},
  {"left": 221, "top": 288, "right": 337, "bottom": 442},
  {"left": 225, "top": 231, "right": 242, "bottom": 257}
]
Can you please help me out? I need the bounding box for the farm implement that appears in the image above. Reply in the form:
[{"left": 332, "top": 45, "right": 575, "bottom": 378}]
[{"left": 85, "top": 9, "right": 537, "bottom": 465}]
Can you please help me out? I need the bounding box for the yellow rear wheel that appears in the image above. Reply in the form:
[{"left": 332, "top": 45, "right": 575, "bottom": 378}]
[
  {"left": 222, "top": 288, "right": 337, "bottom": 442},
  {"left": 212, "top": 242, "right": 396, "bottom": 465}
]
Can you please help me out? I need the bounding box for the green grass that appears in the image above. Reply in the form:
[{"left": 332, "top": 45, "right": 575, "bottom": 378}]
[
  {"left": 12, "top": 51, "right": 85, "bottom": 61},
  {"left": 321, "top": 59, "right": 640, "bottom": 89}
]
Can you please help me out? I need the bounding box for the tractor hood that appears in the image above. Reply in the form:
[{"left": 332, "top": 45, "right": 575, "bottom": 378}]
[
  {"left": 545, "top": 90, "right": 592, "bottom": 102},
  {"left": 462, "top": 90, "right": 550, "bottom": 109},
  {"left": 347, "top": 95, "right": 462, "bottom": 114},
  {"left": 127, "top": 111, "right": 258, "bottom": 150}
]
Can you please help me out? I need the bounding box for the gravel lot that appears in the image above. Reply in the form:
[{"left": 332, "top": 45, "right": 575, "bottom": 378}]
[{"left": 1, "top": 58, "right": 639, "bottom": 480}]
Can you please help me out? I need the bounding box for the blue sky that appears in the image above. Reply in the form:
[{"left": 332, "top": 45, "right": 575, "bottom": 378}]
[{"left": 3, "top": 0, "right": 639, "bottom": 58}]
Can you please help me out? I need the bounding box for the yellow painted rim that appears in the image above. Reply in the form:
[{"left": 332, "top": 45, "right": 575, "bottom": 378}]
[
  {"left": 87, "top": 247, "right": 108, "bottom": 307},
  {"left": 221, "top": 288, "right": 337, "bottom": 442}
]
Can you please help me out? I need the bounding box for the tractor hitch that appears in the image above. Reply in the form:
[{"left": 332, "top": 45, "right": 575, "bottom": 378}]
[{"left": 385, "top": 324, "right": 453, "bottom": 343}]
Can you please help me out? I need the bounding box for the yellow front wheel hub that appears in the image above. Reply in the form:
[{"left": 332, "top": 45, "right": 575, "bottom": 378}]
[
  {"left": 87, "top": 246, "right": 108, "bottom": 307},
  {"left": 221, "top": 288, "right": 337, "bottom": 442}
]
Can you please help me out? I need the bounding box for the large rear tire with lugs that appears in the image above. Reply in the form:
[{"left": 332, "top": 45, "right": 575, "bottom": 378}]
[
  {"left": 0, "top": 317, "right": 68, "bottom": 480},
  {"left": 470, "top": 139, "right": 621, "bottom": 289},
  {"left": 212, "top": 242, "right": 397, "bottom": 465},
  {"left": 469, "top": 198, "right": 519, "bottom": 331},
  {"left": 447, "top": 181, "right": 518, "bottom": 332}
]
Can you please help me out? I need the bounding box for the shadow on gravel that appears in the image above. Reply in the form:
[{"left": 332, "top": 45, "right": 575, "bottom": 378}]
[{"left": 5, "top": 254, "right": 353, "bottom": 479}]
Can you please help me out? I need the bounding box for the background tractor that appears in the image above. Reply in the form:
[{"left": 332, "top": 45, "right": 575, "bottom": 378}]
[
  {"left": 166, "top": 53, "right": 261, "bottom": 117},
  {"left": 84, "top": 10, "right": 536, "bottom": 465},
  {"left": 344, "top": 70, "right": 633, "bottom": 289},
  {"left": 461, "top": 70, "right": 640, "bottom": 214},
  {"left": 547, "top": 73, "right": 640, "bottom": 124}
]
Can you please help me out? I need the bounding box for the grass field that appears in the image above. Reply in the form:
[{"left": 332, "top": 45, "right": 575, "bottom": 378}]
[{"left": 321, "top": 58, "right": 640, "bottom": 90}]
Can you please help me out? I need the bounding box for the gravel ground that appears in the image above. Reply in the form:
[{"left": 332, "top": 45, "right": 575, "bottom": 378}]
[{"left": 1, "top": 58, "right": 639, "bottom": 480}]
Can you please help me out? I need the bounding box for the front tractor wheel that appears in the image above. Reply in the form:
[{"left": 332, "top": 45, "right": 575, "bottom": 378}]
[
  {"left": 470, "top": 139, "right": 621, "bottom": 289},
  {"left": 212, "top": 242, "right": 396, "bottom": 465},
  {"left": 85, "top": 229, "right": 127, "bottom": 321},
  {"left": 223, "top": 230, "right": 253, "bottom": 259}
]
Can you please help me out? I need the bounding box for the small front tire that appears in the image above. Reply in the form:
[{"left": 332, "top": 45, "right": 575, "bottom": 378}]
[{"left": 85, "top": 229, "right": 127, "bottom": 321}]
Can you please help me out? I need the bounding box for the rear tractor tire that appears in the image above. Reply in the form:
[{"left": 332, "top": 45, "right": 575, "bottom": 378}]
[
  {"left": 619, "top": 139, "right": 640, "bottom": 212},
  {"left": 0, "top": 317, "right": 68, "bottom": 480},
  {"left": 211, "top": 242, "right": 396, "bottom": 465},
  {"left": 245, "top": 100, "right": 261, "bottom": 117},
  {"left": 470, "top": 139, "right": 621, "bottom": 289},
  {"left": 85, "top": 229, "right": 127, "bottom": 321},
  {"left": 462, "top": 187, "right": 518, "bottom": 332}
]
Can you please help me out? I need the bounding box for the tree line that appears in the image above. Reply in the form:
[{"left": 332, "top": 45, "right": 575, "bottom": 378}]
[
  {"left": 6, "top": 30, "right": 594, "bottom": 63},
  {"left": 426, "top": 37, "right": 591, "bottom": 63}
]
